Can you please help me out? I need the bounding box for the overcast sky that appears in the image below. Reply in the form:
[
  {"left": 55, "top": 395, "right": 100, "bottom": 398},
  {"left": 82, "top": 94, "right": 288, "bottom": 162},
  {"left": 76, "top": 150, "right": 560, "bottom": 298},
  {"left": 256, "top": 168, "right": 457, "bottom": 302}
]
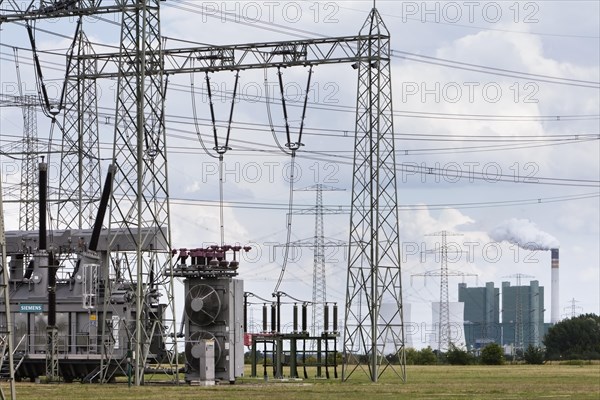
[{"left": 1, "top": 1, "right": 598, "bottom": 348}]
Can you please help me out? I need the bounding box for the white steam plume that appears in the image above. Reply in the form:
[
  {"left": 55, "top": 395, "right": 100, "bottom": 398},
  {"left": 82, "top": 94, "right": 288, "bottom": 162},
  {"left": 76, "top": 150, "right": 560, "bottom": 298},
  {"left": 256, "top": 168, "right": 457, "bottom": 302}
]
[{"left": 489, "top": 218, "right": 559, "bottom": 251}]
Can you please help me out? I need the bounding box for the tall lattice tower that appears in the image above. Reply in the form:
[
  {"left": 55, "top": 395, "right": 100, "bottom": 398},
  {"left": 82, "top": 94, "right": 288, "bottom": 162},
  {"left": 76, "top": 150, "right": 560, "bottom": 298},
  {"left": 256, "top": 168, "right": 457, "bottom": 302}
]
[
  {"left": 294, "top": 184, "right": 345, "bottom": 336},
  {"left": 411, "top": 231, "right": 476, "bottom": 354},
  {"left": 13, "top": 48, "right": 40, "bottom": 231},
  {"left": 565, "top": 298, "right": 582, "bottom": 319},
  {"left": 312, "top": 184, "right": 326, "bottom": 333},
  {"left": 503, "top": 273, "right": 534, "bottom": 357},
  {"left": 343, "top": 8, "right": 405, "bottom": 382},
  {"left": 18, "top": 94, "right": 39, "bottom": 232},
  {"left": 425, "top": 231, "right": 462, "bottom": 353},
  {"left": 436, "top": 231, "right": 451, "bottom": 353},
  {"left": 108, "top": 0, "right": 176, "bottom": 384},
  {"left": 59, "top": 28, "right": 102, "bottom": 230}
]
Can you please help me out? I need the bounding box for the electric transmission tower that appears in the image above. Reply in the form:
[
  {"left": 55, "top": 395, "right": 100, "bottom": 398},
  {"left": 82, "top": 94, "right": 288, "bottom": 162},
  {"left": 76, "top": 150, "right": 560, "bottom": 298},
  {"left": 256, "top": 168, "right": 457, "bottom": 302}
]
[
  {"left": 343, "top": 7, "right": 406, "bottom": 382},
  {"left": 411, "top": 231, "right": 477, "bottom": 354},
  {"left": 0, "top": 0, "right": 404, "bottom": 385},
  {"left": 59, "top": 28, "right": 102, "bottom": 230},
  {"left": 14, "top": 49, "right": 40, "bottom": 232},
  {"left": 107, "top": 0, "right": 175, "bottom": 385},
  {"left": 17, "top": 95, "right": 39, "bottom": 232},
  {"left": 0, "top": 161, "right": 16, "bottom": 400},
  {"left": 564, "top": 298, "right": 583, "bottom": 319},
  {"left": 503, "top": 273, "right": 534, "bottom": 358},
  {"left": 290, "top": 184, "right": 345, "bottom": 337}
]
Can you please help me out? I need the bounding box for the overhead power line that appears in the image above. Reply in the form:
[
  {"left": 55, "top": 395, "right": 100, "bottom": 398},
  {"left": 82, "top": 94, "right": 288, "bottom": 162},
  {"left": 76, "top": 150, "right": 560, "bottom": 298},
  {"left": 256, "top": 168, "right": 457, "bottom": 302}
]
[{"left": 162, "top": 192, "right": 600, "bottom": 212}]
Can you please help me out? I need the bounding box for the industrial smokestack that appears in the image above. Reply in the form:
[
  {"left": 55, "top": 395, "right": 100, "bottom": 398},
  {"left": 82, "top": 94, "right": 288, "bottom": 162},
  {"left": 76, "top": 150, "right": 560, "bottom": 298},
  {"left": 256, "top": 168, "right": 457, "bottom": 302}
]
[{"left": 551, "top": 248, "right": 559, "bottom": 324}]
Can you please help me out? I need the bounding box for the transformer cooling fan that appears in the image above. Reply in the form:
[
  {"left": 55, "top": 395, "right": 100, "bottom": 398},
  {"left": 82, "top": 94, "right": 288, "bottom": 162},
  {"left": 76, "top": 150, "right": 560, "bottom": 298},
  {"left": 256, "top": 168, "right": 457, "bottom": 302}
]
[
  {"left": 185, "top": 284, "right": 221, "bottom": 326},
  {"left": 185, "top": 331, "right": 222, "bottom": 371}
]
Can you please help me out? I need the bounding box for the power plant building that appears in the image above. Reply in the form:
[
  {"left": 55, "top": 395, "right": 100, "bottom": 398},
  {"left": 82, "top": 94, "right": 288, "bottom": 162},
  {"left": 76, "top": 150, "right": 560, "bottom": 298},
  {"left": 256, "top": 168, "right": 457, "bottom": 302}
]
[
  {"left": 501, "top": 280, "right": 546, "bottom": 349},
  {"left": 459, "top": 279, "right": 548, "bottom": 352},
  {"left": 458, "top": 282, "right": 500, "bottom": 350}
]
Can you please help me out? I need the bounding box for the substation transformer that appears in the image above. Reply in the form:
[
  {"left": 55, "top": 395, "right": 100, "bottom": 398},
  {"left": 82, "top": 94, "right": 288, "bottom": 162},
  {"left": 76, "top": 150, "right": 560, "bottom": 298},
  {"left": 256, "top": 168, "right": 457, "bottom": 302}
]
[{"left": 173, "top": 246, "right": 247, "bottom": 384}]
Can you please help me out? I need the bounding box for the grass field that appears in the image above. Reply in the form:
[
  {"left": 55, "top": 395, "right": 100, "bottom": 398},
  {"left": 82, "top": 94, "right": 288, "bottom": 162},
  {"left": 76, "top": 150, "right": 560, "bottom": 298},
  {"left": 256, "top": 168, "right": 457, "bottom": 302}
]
[{"left": 5, "top": 364, "right": 600, "bottom": 400}]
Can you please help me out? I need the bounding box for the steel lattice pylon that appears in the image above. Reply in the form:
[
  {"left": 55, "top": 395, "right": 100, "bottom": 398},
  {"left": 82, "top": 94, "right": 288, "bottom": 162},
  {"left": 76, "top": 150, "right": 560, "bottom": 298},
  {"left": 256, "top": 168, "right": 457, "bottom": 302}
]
[
  {"left": 0, "top": 166, "right": 16, "bottom": 399},
  {"left": 425, "top": 231, "right": 463, "bottom": 354},
  {"left": 311, "top": 184, "right": 326, "bottom": 336},
  {"left": 0, "top": 0, "right": 401, "bottom": 386},
  {"left": 293, "top": 184, "right": 345, "bottom": 337},
  {"left": 59, "top": 29, "right": 102, "bottom": 230},
  {"left": 503, "top": 273, "right": 534, "bottom": 359},
  {"left": 108, "top": 0, "right": 176, "bottom": 385},
  {"left": 438, "top": 233, "right": 450, "bottom": 354},
  {"left": 342, "top": 8, "right": 405, "bottom": 382},
  {"left": 18, "top": 94, "right": 39, "bottom": 231},
  {"left": 411, "top": 231, "right": 475, "bottom": 354}
]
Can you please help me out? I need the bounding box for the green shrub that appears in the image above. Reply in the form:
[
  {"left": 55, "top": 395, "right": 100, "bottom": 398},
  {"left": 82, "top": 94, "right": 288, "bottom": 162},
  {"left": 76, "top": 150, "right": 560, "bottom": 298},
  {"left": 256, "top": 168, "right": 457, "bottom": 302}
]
[
  {"left": 404, "top": 347, "right": 438, "bottom": 365},
  {"left": 446, "top": 343, "right": 473, "bottom": 365},
  {"left": 418, "top": 347, "right": 438, "bottom": 365},
  {"left": 480, "top": 343, "right": 504, "bottom": 365},
  {"left": 523, "top": 345, "right": 545, "bottom": 365},
  {"left": 405, "top": 348, "right": 419, "bottom": 365}
]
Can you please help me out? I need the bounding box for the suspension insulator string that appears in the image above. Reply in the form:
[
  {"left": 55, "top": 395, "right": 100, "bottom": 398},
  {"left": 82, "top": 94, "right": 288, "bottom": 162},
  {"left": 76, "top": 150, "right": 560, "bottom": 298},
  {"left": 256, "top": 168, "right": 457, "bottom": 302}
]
[
  {"left": 194, "top": 70, "right": 241, "bottom": 245},
  {"left": 277, "top": 66, "right": 293, "bottom": 148},
  {"left": 267, "top": 66, "right": 315, "bottom": 292},
  {"left": 190, "top": 70, "right": 218, "bottom": 159},
  {"left": 296, "top": 66, "right": 313, "bottom": 148},
  {"left": 219, "top": 154, "right": 225, "bottom": 247}
]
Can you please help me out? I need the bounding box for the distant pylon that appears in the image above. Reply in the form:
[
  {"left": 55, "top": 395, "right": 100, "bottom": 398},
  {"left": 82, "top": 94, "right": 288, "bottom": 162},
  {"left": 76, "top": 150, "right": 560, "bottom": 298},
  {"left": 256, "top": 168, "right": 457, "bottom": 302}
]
[
  {"left": 564, "top": 298, "right": 583, "bottom": 319},
  {"left": 503, "top": 273, "right": 534, "bottom": 357},
  {"left": 294, "top": 184, "right": 345, "bottom": 337},
  {"left": 411, "top": 231, "right": 476, "bottom": 354}
]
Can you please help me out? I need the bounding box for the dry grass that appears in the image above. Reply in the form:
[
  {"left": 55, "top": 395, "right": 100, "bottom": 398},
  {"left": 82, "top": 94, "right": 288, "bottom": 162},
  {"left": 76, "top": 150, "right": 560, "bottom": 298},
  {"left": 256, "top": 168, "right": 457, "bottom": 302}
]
[{"left": 4, "top": 364, "right": 600, "bottom": 400}]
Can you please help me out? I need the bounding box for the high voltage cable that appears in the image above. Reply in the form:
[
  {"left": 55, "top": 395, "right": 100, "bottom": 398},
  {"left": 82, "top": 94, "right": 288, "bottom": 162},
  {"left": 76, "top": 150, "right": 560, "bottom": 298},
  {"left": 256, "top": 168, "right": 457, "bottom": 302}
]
[
  {"left": 2, "top": 107, "right": 598, "bottom": 158},
  {"left": 125, "top": 128, "right": 600, "bottom": 187},
  {"left": 2, "top": 4, "right": 598, "bottom": 90},
  {"left": 161, "top": 129, "right": 600, "bottom": 157},
  {"left": 391, "top": 52, "right": 600, "bottom": 89},
  {"left": 334, "top": 4, "right": 600, "bottom": 40},
  {"left": 0, "top": 4, "right": 597, "bottom": 185},
  {"left": 163, "top": 0, "right": 600, "bottom": 89},
  {"left": 170, "top": 80, "right": 600, "bottom": 122},
  {"left": 1, "top": 110, "right": 598, "bottom": 146},
  {"left": 160, "top": 130, "right": 600, "bottom": 187},
  {"left": 6, "top": 191, "right": 593, "bottom": 211},
  {"left": 167, "top": 192, "right": 600, "bottom": 211},
  {"left": 4, "top": 63, "right": 597, "bottom": 124},
  {"left": 2, "top": 120, "right": 599, "bottom": 160},
  {"left": 7, "top": 49, "right": 598, "bottom": 124},
  {"left": 390, "top": 50, "right": 598, "bottom": 86}
]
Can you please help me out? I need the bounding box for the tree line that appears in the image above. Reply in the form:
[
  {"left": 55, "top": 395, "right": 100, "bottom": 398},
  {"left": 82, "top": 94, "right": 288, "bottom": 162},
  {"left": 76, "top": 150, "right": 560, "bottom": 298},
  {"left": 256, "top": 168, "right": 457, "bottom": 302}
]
[{"left": 394, "top": 313, "right": 600, "bottom": 365}]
